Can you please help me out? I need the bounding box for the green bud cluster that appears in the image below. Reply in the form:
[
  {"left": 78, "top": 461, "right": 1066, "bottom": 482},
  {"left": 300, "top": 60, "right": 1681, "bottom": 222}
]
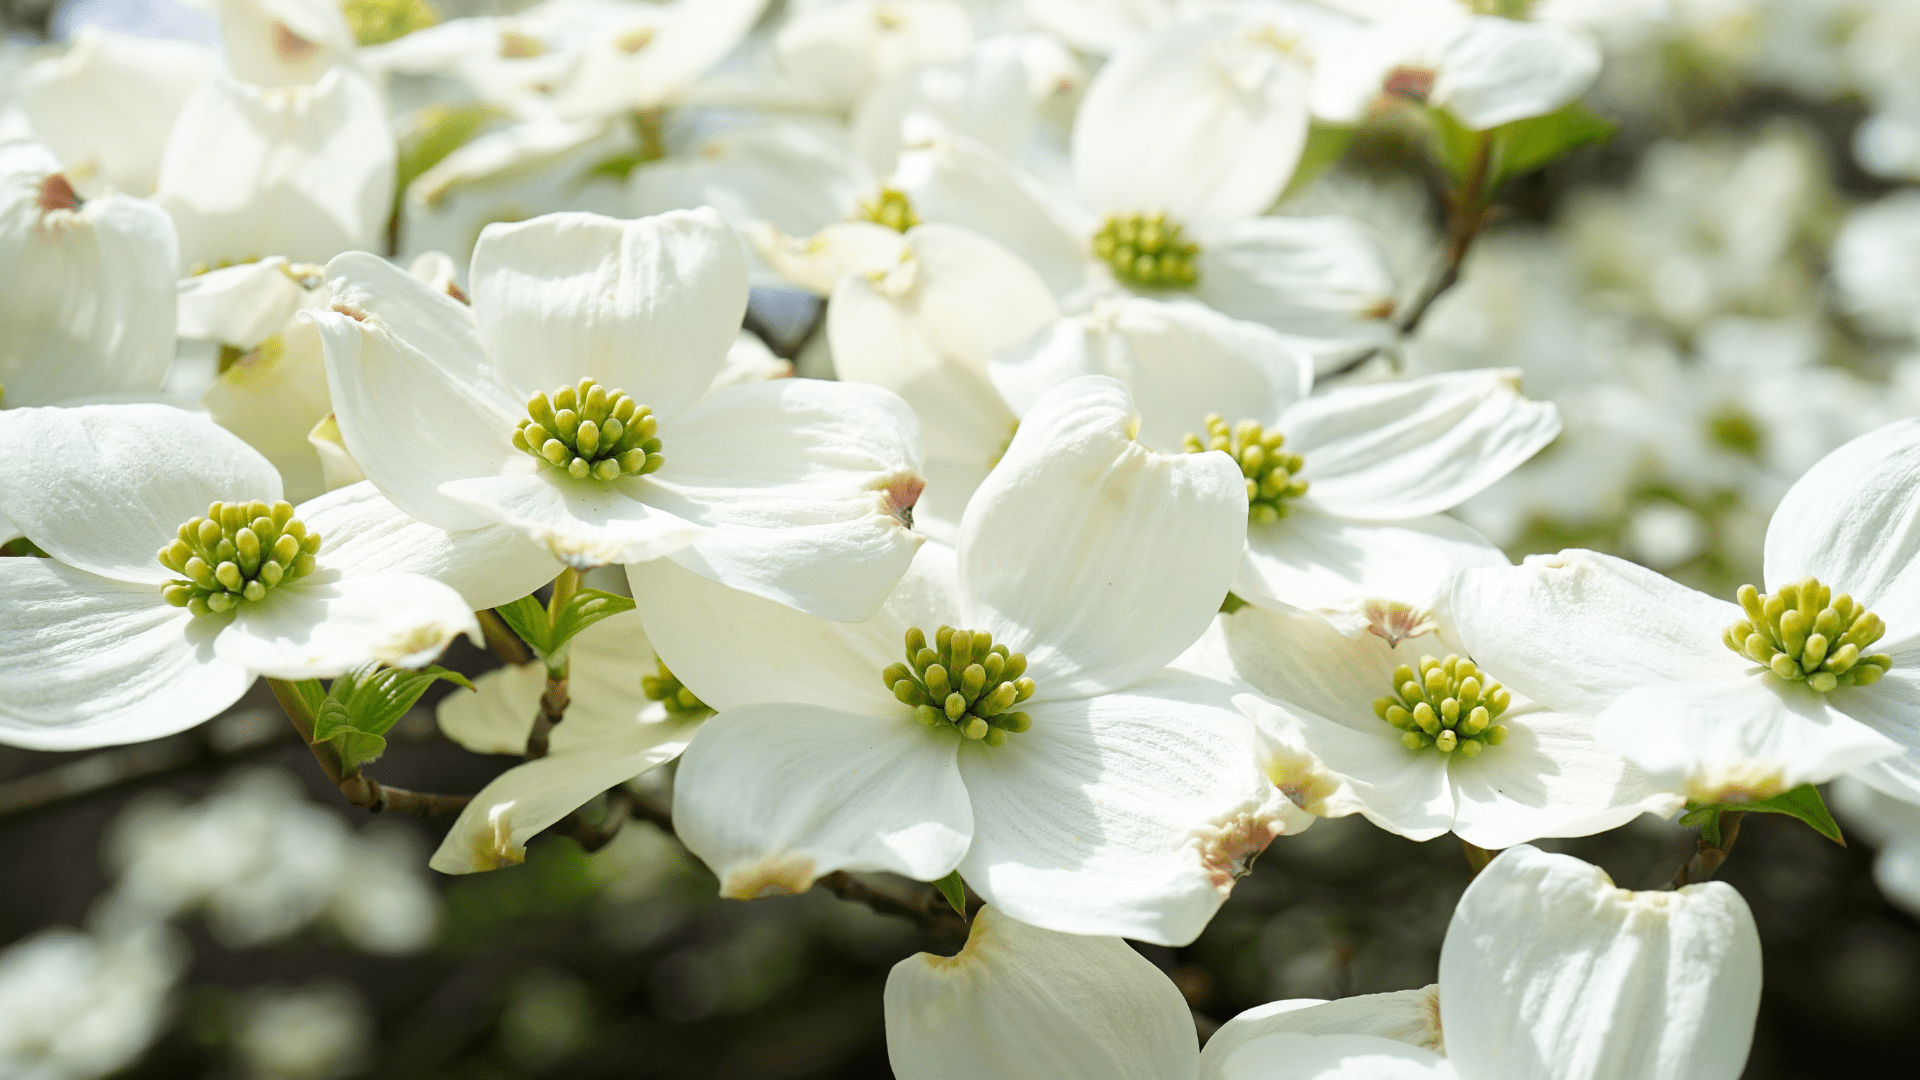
[
  {"left": 513, "top": 378, "right": 663, "bottom": 481},
  {"left": 1373, "top": 654, "right": 1511, "bottom": 756},
  {"left": 884, "top": 626, "right": 1036, "bottom": 747},
  {"left": 1183, "top": 415, "right": 1309, "bottom": 524},
  {"left": 641, "top": 657, "right": 711, "bottom": 719},
  {"left": 1093, "top": 212, "right": 1199, "bottom": 290},
  {"left": 860, "top": 187, "right": 920, "bottom": 233},
  {"left": 1723, "top": 577, "right": 1891, "bottom": 692},
  {"left": 343, "top": 0, "right": 440, "bottom": 46},
  {"left": 157, "top": 500, "right": 320, "bottom": 617}
]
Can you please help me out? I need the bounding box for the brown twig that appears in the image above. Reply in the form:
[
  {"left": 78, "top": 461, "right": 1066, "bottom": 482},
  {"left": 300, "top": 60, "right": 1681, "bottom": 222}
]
[
  {"left": 268, "top": 679, "right": 473, "bottom": 819},
  {"left": 524, "top": 569, "right": 581, "bottom": 759},
  {"left": 816, "top": 870, "right": 970, "bottom": 937},
  {"left": 1672, "top": 811, "right": 1745, "bottom": 888}
]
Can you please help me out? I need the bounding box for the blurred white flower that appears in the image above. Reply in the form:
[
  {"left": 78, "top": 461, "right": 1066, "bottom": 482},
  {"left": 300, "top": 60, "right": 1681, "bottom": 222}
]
[
  {"left": 0, "top": 926, "right": 184, "bottom": 1080},
  {"left": 232, "top": 979, "right": 373, "bottom": 1080}
]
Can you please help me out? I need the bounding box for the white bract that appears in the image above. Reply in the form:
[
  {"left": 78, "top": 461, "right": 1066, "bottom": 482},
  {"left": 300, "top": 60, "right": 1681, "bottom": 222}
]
[
  {"left": 430, "top": 609, "right": 707, "bottom": 872},
  {"left": 882, "top": 847, "right": 1761, "bottom": 1080},
  {"left": 992, "top": 297, "right": 1561, "bottom": 638},
  {"left": 0, "top": 404, "right": 552, "bottom": 750},
  {"left": 1183, "top": 602, "right": 1680, "bottom": 848},
  {"left": 638, "top": 376, "right": 1306, "bottom": 945},
  {"left": 0, "top": 143, "right": 178, "bottom": 409},
  {"left": 1453, "top": 419, "right": 1920, "bottom": 805},
  {"left": 313, "top": 207, "right": 926, "bottom": 620}
]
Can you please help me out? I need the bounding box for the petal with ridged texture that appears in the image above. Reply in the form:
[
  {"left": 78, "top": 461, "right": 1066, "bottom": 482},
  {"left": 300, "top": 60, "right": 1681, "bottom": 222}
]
[
  {"left": 885, "top": 906, "right": 1198, "bottom": 1080},
  {"left": 215, "top": 571, "right": 479, "bottom": 680},
  {"left": 1201, "top": 987, "right": 1443, "bottom": 1076},
  {"left": 1210, "top": 1033, "right": 1455, "bottom": 1080}
]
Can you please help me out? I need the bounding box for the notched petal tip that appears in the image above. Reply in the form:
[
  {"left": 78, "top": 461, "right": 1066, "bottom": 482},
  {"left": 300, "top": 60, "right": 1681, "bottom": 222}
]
[
  {"left": 37, "top": 173, "right": 81, "bottom": 215},
  {"left": 874, "top": 471, "right": 926, "bottom": 529},
  {"left": 720, "top": 853, "right": 817, "bottom": 899},
  {"left": 1194, "top": 805, "right": 1287, "bottom": 893},
  {"left": 1364, "top": 600, "right": 1436, "bottom": 647},
  {"left": 330, "top": 300, "right": 370, "bottom": 323}
]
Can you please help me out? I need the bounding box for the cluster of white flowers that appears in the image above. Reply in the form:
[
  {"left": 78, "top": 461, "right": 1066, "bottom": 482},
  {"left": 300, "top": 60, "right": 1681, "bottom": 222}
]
[{"left": 1, "top": 0, "right": 1916, "bottom": 1073}]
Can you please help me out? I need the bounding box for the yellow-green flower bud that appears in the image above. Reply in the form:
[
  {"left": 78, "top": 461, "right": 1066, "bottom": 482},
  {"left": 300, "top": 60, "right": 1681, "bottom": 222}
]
[
  {"left": 516, "top": 378, "right": 664, "bottom": 481},
  {"left": 1374, "top": 652, "right": 1512, "bottom": 757},
  {"left": 889, "top": 625, "right": 1037, "bottom": 748},
  {"left": 1724, "top": 576, "right": 1893, "bottom": 691}
]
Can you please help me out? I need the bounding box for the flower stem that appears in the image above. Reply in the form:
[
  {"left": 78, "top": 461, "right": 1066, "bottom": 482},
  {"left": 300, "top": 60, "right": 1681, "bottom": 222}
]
[
  {"left": 525, "top": 567, "right": 583, "bottom": 759},
  {"left": 1672, "top": 810, "right": 1745, "bottom": 887},
  {"left": 476, "top": 607, "right": 531, "bottom": 666},
  {"left": 267, "top": 677, "right": 473, "bottom": 818}
]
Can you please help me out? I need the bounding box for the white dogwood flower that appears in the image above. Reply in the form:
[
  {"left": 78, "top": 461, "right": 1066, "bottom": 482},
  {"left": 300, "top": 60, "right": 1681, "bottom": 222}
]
[
  {"left": 637, "top": 376, "right": 1306, "bottom": 945},
  {"left": 430, "top": 609, "right": 706, "bottom": 873},
  {"left": 993, "top": 298, "right": 1561, "bottom": 639},
  {"left": 313, "top": 208, "right": 925, "bottom": 620},
  {"left": 884, "top": 847, "right": 1761, "bottom": 1080},
  {"left": 1453, "top": 419, "right": 1920, "bottom": 805},
  {"left": 0, "top": 405, "right": 528, "bottom": 750},
  {"left": 0, "top": 143, "right": 178, "bottom": 410}
]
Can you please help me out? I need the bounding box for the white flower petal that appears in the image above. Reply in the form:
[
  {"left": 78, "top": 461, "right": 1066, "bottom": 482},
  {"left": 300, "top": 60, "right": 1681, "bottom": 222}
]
[
  {"left": 1433, "top": 17, "right": 1601, "bottom": 131},
  {"left": 0, "top": 403, "right": 280, "bottom": 585},
  {"left": 1450, "top": 550, "right": 1749, "bottom": 717},
  {"left": 202, "top": 319, "right": 333, "bottom": 503},
  {"left": 0, "top": 558, "right": 250, "bottom": 750},
  {"left": 1234, "top": 693, "right": 1371, "bottom": 821},
  {"left": 176, "top": 257, "right": 313, "bottom": 350},
  {"left": 894, "top": 359, "right": 1019, "bottom": 544},
  {"left": 469, "top": 208, "right": 748, "bottom": 420},
  {"left": 630, "top": 542, "right": 961, "bottom": 715},
  {"left": 1286, "top": 370, "right": 1561, "bottom": 521},
  {"left": 1448, "top": 707, "right": 1683, "bottom": 850},
  {"left": 17, "top": 30, "right": 213, "bottom": 198},
  {"left": 438, "top": 609, "right": 662, "bottom": 754},
  {"left": 1201, "top": 987, "right": 1443, "bottom": 1074},
  {"left": 829, "top": 223, "right": 1060, "bottom": 389},
  {"left": 0, "top": 143, "right": 178, "bottom": 407},
  {"left": 989, "top": 297, "right": 1314, "bottom": 454},
  {"left": 1236, "top": 512, "right": 1507, "bottom": 638},
  {"left": 748, "top": 220, "right": 905, "bottom": 296},
  {"left": 633, "top": 122, "right": 862, "bottom": 242},
  {"left": 884, "top": 906, "right": 1198, "bottom": 1080},
  {"left": 853, "top": 44, "right": 1034, "bottom": 175},
  {"left": 1073, "top": 18, "right": 1309, "bottom": 232},
  {"left": 295, "top": 480, "right": 562, "bottom": 611},
  {"left": 1830, "top": 669, "right": 1920, "bottom": 803},
  {"left": 1237, "top": 693, "right": 1455, "bottom": 841},
  {"left": 432, "top": 704, "right": 699, "bottom": 873},
  {"left": 957, "top": 672, "right": 1295, "bottom": 946},
  {"left": 1597, "top": 676, "right": 1900, "bottom": 802},
  {"left": 315, "top": 250, "right": 525, "bottom": 531},
  {"left": 440, "top": 469, "right": 707, "bottom": 570},
  {"left": 1762, "top": 418, "right": 1920, "bottom": 650},
  {"left": 438, "top": 662, "right": 546, "bottom": 756},
  {"left": 1440, "top": 845, "right": 1762, "bottom": 1080},
  {"left": 960, "top": 376, "right": 1247, "bottom": 697},
  {"left": 645, "top": 378, "right": 924, "bottom": 621},
  {"left": 157, "top": 67, "right": 395, "bottom": 266},
  {"left": 1209, "top": 1032, "right": 1455, "bottom": 1080},
  {"left": 672, "top": 703, "right": 972, "bottom": 896},
  {"left": 1190, "top": 216, "right": 1398, "bottom": 344},
  {"left": 215, "top": 571, "right": 480, "bottom": 680}
]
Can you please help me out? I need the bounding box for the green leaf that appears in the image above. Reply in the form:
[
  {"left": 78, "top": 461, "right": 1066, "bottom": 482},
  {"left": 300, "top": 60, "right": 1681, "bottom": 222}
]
[
  {"left": 1740, "top": 784, "right": 1846, "bottom": 845},
  {"left": 1426, "top": 106, "right": 1483, "bottom": 186},
  {"left": 395, "top": 102, "right": 503, "bottom": 208},
  {"left": 328, "top": 730, "right": 389, "bottom": 774},
  {"left": 549, "top": 589, "right": 636, "bottom": 656},
  {"left": 931, "top": 870, "right": 967, "bottom": 919},
  {"left": 493, "top": 595, "right": 552, "bottom": 656},
  {"left": 310, "top": 664, "right": 475, "bottom": 773},
  {"left": 1278, "top": 122, "right": 1356, "bottom": 202},
  {"left": 1489, "top": 103, "right": 1615, "bottom": 185},
  {"left": 289, "top": 678, "right": 328, "bottom": 718}
]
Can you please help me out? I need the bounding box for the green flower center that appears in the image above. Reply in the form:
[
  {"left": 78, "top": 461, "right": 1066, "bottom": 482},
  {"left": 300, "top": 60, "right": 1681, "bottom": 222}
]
[
  {"left": 883, "top": 626, "right": 1036, "bottom": 747},
  {"left": 1723, "top": 576, "right": 1891, "bottom": 692},
  {"left": 514, "top": 378, "right": 663, "bottom": 482},
  {"left": 1373, "top": 654, "right": 1511, "bottom": 756},
  {"left": 158, "top": 500, "right": 321, "bottom": 617},
  {"left": 860, "top": 187, "right": 920, "bottom": 233},
  {"left": 642, "top": 656, "right": 712, "bottom": 719},
  {"left": 1183, "top": 415, "right": 1308, "bottom": 524},
  {"left": 343, "top": 0, "right": 440, "bottom": 46},
  {"left": 1093, "top": 212, "right": 1199, "bottom": 290}
]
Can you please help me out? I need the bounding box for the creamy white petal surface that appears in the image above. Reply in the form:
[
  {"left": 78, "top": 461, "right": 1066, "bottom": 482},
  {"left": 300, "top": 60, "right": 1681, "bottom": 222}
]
[
  {"left": 1211, "top": 1032, "right": 1455, "bottom": 1080},
  {"left": 672, "top": 703, "right": 972, "bottom": 897},
  {"left": 1433, "top": 17, "right": 1601, "bottom": 131},
  {"left": 315, "top": 252, "right": 526, "bottom": 530},
  {"left": 17, "top": 30, "right": 212, "bottom": 198},
  {"left": 892, "top": 359, "right": 1018, "bottom": 544},
  {"left": 1451, "top": 550, "right": 1749, "bottom": 717},
  {"left": 1190, "top": 217, "right": 1397, "bottom": 344},
  {"left": 176, "top": 257, "right": 317, "bottom": 351},
  {"left": 1596, "top": 675, "right": 1898, "bottom": 802},
  {"left": 158, "top": 67, "right": 395, "bottom": 267},
  {"left": 956, "top": 672, "right": 1293, "bottom": 946},
  {"left": 437, "top": 609, "right": 663, "bottom": 754},
  {"left": 1073, "top": 17, "right": 1309, "bottom": 233},
  {"left": 750, "top": 220, "right": 904, "bottom": 296},
  {"left": 989, "top": 297, "right": 1314, "bottom": 453},
  {"left": 630, "top": 544, "right": 959, "bottom": 717},
  {"left": 469, "top": 209, "right": 748, "bottom": 418},
  {"left": 1287, "top": 370, "right": 1561, "bottom": 522},
  {"left": 0, "top": 143, "right": 178, "bottom": 408},
  {"left": 297, "top": 481, "right": 561, "bottom": 610},
  {"left": 960, "top": 376, "right": 1246, "bottom": 698},
  {"left": 1448, "top": 706, "right": 1682, "bottom": 849},
  {"left": 1236, "top": 512, "right": 1507, "bottom": 638},
  {"left": 1831, "top": 667, "right": 1920, "bottom": 803},
  {"left": 1244, "top": 693, "right": 1455, "bottom": 841},
  {"left": 212, "top": 571, "right": 479, "bottom": 680},
  {"left": 1762, "top": 418, "right": 1920, "bottom": 650},
  {"left": 884, "top": 906, "right": 1199, "bottom": 1080},
  {"left": 1440, "top": 845, "right": 1762, "bottom": 1080},
  {"left": 853, "top": 44, "right": 1034, "bottom": 175},
  {"left": 0, "top": 404, "right": 281, "bottom": 585},
  {"left": 215, "top": 0, "right": 356, "bottom": 87},
  {"left": 636, "top": 124, "right": 864, "bottom": 244},
  {"left": 1200, "top": 988, "right": 1444, "bottom": 1076},
  {"left": 440, "top": 469, "right": 709, "bottom": 570},
  {"left": 0, "top": 558, "right": 249, "bottom": 750},
  {"left": 203, "top": 321, "right": 333, "bottom": 503}
]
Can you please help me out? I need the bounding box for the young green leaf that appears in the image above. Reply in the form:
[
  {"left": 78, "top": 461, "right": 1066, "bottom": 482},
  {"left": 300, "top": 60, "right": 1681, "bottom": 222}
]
[
  {"left": 310, "top": 664, "right": 475, "bottom": 774},
  {"left": 1490, "top": 103, "right": 1615, "bottom": 185},
  {"left": 549, "top": 589, "right": 636, "bottom": 655},
  {"left": 493, "top": 594, "right": 552, "bottom": 656},
  {"left": 1738, "top": 784, "right": 1846, "bottom": 845},
  {"left": 932, "top": 870, "right": 968, "bottom": 920}
]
